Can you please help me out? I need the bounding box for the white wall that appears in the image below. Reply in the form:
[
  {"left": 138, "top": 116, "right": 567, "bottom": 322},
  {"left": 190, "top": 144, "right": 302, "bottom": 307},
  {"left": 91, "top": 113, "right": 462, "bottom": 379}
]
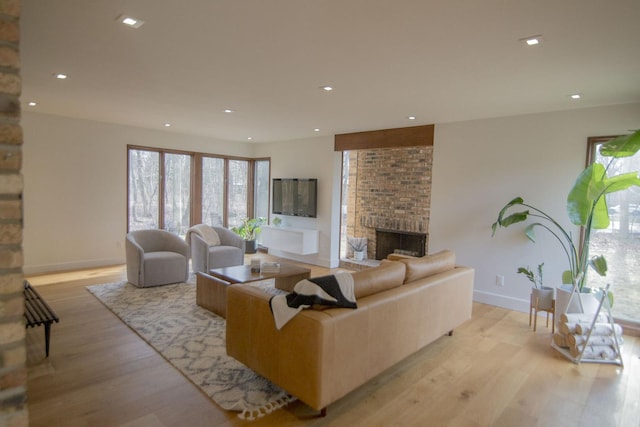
[
  {"left": 253, "top": 136, "right": 342, "bottom": 268},
  {"left": 430, "top": 103, "right": 640, "bottom": 312},
  {"left": 22, "top": 112, "right": 252, "bottom": 274}
]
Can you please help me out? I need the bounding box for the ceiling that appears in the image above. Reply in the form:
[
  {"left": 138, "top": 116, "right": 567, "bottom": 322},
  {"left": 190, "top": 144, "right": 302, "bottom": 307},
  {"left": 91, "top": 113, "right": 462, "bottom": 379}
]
[{"left": 20, "top": 0, "right": 640, "bottom": 143}]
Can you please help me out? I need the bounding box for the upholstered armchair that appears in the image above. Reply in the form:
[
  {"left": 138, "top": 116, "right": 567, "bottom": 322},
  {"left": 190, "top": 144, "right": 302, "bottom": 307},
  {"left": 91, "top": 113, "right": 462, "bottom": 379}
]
[
  {"left": 126, "top": 229, "right": 190, "bottom": 287},
  {"left": 186, "top": 224, "right": 244, "bottom": 274}
]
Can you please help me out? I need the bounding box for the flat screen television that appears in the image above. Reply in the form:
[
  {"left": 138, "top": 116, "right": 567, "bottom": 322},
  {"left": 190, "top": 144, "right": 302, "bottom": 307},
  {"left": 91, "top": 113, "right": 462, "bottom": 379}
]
[{"left": 272, "top": 178, "right": 317, "bottom": 218}]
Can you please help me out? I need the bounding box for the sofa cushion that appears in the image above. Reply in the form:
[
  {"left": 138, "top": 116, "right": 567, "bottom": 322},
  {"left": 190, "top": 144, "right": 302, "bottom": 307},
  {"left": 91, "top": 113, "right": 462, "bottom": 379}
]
[
  {"left": 352, "top": 260, "right": 406, "bottom": 299},
  {"left": 397, "top": 250, "right": 456, "bottom": 284}
]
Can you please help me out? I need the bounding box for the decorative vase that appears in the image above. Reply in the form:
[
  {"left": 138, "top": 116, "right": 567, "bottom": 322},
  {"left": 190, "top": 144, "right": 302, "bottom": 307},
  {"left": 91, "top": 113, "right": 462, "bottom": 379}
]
[
  {"left": 353, "top": 250, "right": 365, "bottom": 261},
  {"left": 531, "top": 286, "right": 554, "bottom": 311}
]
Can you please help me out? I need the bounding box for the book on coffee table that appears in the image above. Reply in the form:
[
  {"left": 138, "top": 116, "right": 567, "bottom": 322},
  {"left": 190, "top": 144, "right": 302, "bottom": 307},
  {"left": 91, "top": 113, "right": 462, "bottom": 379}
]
[{"left": 260, "top": 262, "right": 280, "bottom": 273}]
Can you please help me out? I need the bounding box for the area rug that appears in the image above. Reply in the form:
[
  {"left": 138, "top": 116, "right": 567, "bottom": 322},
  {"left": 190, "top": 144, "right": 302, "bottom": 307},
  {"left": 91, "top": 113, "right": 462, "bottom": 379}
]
[{"left": 86, "top": 279, "right": 295, "bottom": 420}]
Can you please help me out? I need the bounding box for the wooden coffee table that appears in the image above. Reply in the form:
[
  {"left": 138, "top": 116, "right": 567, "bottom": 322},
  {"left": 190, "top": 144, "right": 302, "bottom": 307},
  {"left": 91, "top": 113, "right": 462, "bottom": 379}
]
[
  {"left": 196, "top": 263, "right": 311, "bottom": 318},
  {"left": 208, "top": 263, "right": 311, "bottom": 292}
]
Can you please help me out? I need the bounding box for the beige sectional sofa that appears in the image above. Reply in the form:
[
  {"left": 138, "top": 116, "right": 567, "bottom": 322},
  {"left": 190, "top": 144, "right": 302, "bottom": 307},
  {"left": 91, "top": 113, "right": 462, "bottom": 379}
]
[{"left": 225, "top": 250, "right": 474, "bottom": 413}]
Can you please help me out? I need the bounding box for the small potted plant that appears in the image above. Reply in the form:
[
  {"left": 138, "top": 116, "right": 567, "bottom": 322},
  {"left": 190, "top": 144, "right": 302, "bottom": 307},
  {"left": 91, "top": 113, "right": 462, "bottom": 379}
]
[
  {"left": 348, "top": 236, "right": 367, "bottom": 261},
  {"left": 272, "top": 216, "right": 282, "bottom": 227},
  {"left": 518, "top": 263, "right": 554, "bottom": 312},
  {"left": 231, "top": 217, "right": 266, "bottom": 254}
]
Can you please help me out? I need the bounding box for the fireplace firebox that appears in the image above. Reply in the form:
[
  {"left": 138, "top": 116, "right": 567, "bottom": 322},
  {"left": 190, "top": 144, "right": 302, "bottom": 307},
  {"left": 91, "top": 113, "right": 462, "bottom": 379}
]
[{"left": 375, "top": 229, "right": 427, "bottom": 260}]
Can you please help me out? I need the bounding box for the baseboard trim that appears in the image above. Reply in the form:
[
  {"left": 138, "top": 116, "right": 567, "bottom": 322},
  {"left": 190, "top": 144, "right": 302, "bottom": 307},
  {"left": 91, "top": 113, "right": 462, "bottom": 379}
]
[
  {"left": 24, "top": 258, "right": 125, "bottom": 276},
  {"left": 473, "top": 290, "right": 529, "bottom": 314}
]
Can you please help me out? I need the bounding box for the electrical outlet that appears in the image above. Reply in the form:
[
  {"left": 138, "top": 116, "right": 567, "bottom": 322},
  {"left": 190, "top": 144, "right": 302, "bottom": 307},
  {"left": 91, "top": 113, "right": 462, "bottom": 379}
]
[{"left": 496, "top": 274, "right": 504, "bottom": 287}]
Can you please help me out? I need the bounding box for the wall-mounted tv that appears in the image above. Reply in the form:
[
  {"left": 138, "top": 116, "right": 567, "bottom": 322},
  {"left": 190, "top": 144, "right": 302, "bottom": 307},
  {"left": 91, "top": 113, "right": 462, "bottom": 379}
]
[{"left": 272, "top": 178, "right": 317, "bottom": 218}]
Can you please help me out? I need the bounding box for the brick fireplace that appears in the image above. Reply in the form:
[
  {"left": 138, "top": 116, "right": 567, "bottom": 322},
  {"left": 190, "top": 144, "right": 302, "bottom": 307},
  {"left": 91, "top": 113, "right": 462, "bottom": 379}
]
[{"left": 344, "top": 145, "right": 432, "bottom": 260}]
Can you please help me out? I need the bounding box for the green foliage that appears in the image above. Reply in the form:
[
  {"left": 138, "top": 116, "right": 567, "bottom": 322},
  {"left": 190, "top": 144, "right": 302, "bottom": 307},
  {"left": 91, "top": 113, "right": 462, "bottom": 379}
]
[
  {"left": 517, "top": 263, "right": 544, "bottom": 289},
  {"left": 491, "top": 130, "right": 640, "bottom": 292},
  {"left": 231, "top": 217, "right": 266, "bottom": 241}
]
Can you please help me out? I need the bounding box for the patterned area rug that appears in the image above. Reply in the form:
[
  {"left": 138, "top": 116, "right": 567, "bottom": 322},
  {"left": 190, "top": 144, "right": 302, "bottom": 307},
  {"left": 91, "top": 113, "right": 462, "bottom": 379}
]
[{"left": 86, "top": 279, "right": 294, "bottom": 420}]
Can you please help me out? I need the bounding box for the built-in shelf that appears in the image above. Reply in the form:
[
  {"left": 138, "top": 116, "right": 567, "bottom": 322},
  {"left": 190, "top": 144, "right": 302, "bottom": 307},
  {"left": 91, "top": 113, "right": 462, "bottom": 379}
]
[{"left": 260, "top": 226, "right": 319, "bottom": 255}]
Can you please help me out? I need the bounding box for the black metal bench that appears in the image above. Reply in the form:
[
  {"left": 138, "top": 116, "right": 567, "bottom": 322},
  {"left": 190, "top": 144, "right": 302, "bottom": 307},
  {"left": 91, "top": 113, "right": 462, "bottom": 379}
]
[{"left": 24, "top": 280, "right": 59, "bottom": 357}]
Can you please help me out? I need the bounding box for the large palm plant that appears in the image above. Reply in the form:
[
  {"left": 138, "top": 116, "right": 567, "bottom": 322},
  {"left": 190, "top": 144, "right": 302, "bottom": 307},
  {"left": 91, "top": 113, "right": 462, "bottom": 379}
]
[{"left": 492, "top": 130, "right": 640, "bottom": 292}]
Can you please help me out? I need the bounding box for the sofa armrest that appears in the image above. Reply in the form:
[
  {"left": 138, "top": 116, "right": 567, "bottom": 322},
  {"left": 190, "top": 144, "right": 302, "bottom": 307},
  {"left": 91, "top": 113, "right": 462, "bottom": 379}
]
[
  {"left": 125, "top": 235, "right": 144, "bottom": 285},
  {"left": 226, "top": 284, "right": 336, "bottom": 411},
  {"left": 190, "top": 234, "right": 208, "bottom": 272}
]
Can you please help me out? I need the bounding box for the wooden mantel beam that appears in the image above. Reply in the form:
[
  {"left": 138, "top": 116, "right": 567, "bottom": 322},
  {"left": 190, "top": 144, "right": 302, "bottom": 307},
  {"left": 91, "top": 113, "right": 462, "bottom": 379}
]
[{"left": 334, "top": 124, "right": 434, "bottom": 151}]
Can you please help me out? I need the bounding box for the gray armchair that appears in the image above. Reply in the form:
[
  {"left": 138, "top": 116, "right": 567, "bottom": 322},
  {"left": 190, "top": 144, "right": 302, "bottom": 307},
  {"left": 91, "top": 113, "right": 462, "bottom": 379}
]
[
  {"left": 126, "top": 229, "right": 190, "bottom": 287},
  {"left": 186, "top": 224, "right": 244, "bottom": 274}
]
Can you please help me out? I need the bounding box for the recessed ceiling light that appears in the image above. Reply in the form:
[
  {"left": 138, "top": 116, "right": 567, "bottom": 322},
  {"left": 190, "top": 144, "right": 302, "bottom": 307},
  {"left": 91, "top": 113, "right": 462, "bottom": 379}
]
[
  {"left": 55, "top": 73, "right": 68, "bottom": 79},
  {"left": 247, "top": 137, "right": 253, "bottom": 140},
  {"left": 223, "top": 109, "right": 234, "bottom": 113},
  {"left": 521, "top": 35, "right": 543, "bottom": 46},
  {"left": 407, "top": 116, "right": 416, "bottom": 120},
  {"left": 314, "top": 128, "right": 320, "bottom": 132},
  {"left": 163, "top": 123, "right": 172, "bottom": 127},
  {"left": 27, "top": 101, "right": 37, "bottom": 107},
  {"left": 320, "top": 86, "right": 333, "bottom": 91},
  {"left": 570, "top": 93, "right": 582, "bottom": 99},
  {"left": 117, "top": 14, "right": 144, "bottom": 28}
]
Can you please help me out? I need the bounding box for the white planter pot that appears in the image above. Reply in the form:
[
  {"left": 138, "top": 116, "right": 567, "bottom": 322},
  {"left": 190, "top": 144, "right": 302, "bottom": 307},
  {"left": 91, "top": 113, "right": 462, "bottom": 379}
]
[
  {"left": 353, "top": 250, "right": 365, "bottom": 261},
  {"left": 531, "top": 286, "right": 554, "bottom": 311},
  {"left": 555, "top": 285, "right": 600, "bottom": 317}
]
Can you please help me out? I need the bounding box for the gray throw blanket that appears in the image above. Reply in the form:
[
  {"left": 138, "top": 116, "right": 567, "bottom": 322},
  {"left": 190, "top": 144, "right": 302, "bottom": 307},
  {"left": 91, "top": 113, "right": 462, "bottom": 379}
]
[{"left": 269, "top": 272, "right": 356, "bottom": 330}]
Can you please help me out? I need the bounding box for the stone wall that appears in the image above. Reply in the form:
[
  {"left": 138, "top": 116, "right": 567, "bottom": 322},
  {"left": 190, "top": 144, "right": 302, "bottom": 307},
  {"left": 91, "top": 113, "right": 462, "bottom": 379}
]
[
  {"left": 347, "top": 146, "right": 432, "bottom": 259},
  {"left": 0, "top": 0, "right": 28, "bottom": 425}
]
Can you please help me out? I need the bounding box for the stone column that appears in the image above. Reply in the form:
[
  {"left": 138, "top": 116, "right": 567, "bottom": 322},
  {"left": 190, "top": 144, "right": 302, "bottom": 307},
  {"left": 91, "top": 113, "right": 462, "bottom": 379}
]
[{"left": 0, "top": 0, "right": 28, "bottom": 425}]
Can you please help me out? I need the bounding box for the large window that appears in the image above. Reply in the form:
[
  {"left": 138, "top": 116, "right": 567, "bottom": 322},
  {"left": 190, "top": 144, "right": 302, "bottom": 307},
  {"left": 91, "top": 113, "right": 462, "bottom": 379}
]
[
  {"left": 586, "top": 136, "right": 640, "bottom": 325},
  {"left": 164, "top": 153, "right": 191, "bottom": 236},
  {"left": 254, "top": 160, "right": 270, "bottom": 220},
  {"left": 228, "top": 159, "right": 249, "bottom": 229},
  {"left": 128, "top": 150, "right": 160, "bottom": 231},
  {"left": 201, "top": 157, "right": 224, "bottom": 226},
  {"left": 127, "top": 146, "right": 269, "bottom": 235}
]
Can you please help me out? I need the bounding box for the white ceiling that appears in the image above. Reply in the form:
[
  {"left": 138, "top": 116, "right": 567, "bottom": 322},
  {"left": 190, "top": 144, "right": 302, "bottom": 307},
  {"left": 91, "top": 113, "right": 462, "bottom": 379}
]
[{"left": 20, "top": 0, "right": 640, "bottom": 143}]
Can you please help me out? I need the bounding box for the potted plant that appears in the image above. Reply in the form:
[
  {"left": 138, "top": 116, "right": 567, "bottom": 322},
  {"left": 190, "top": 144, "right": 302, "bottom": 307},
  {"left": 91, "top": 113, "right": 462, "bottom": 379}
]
[
  {"left": 232, "top": 217, "right": 266, "bottom": 254},
  {"left": 518, "top": 263, "right": 554, "bottom": 312},
  {"left": 491, "top": 130, "right": 640, "bottom": 313},
  {"left": 272, "top": 216, "right": 282, "bottom": 227},
  {"left": 348, "top": 236, "right": 367, "bottom": 261}
]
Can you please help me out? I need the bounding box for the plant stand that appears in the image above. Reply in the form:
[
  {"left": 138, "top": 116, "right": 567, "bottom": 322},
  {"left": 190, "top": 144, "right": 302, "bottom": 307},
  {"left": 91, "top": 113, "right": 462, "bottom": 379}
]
[
  {"left": 551, "top": 283, "right": 624, "bottom": 367},
  {"left": 529, "top": 289, "right": 555, "bottom": 333}
]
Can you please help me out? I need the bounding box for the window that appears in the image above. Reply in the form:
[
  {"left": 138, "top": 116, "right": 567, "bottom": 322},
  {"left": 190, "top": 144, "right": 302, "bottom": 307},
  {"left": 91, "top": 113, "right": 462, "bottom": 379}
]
[
  {"left": 128, "top": 149, "right": 159, "bottom": 231},
  {"left": 163, "top": 153, "right": 191, "bottom": 236},
  {"left": 254, "top": 159, "right": 270, "bottom": 220},
  {"left": 586, "top": 136, "right": 640, "bottom": 325},
  {"left": 228, "top": 159, "right": 249, "bottom": 229},
  {"left": 201, "top": 157, "right": 225, "bottom": 226},
  {"left": 127, "top": 146, "right": 269, "bottom": 234}
]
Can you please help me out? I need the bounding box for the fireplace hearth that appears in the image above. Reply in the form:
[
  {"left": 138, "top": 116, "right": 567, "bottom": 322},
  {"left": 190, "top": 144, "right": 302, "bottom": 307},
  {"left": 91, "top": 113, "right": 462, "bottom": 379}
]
[{"left": 375, "top": 229, "right": 427, "bottom": 260}]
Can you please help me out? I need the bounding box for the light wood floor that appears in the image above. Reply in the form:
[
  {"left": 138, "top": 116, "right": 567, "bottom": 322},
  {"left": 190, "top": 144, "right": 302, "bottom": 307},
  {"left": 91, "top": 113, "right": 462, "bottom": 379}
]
[{"left": 25, "top": 256, "right": 640, "bottom": 427}]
